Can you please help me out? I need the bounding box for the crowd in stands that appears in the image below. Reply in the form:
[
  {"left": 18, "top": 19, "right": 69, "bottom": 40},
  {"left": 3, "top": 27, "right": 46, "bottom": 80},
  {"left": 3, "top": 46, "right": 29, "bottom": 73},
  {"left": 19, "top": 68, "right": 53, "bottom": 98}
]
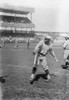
[
  {"left": 0, "top": 30, "right": 35, "bottom": 37},
  {"left": 0, "top": 15, "right": 31, "bottom": 24}
]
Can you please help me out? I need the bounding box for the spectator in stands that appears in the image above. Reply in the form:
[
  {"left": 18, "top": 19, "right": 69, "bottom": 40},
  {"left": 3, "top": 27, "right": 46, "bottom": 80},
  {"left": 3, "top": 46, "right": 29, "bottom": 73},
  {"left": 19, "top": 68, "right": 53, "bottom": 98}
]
[{"left": 9, "top": 36, "right": 12, "bottom": 42}]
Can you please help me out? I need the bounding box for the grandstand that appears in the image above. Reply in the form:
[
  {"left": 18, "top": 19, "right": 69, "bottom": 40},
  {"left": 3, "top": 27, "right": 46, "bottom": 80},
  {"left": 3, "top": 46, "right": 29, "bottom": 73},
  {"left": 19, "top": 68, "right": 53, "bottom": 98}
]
[{"left": 0, "top": 4, "right": 35, "bottom": 37}]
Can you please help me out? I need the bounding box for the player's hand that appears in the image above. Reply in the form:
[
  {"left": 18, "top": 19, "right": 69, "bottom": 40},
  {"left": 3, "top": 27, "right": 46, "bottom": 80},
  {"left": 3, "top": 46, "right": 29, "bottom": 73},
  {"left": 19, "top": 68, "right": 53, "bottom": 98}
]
[{"left": 55, "top": 58, "right": 58, "bottom": 62}]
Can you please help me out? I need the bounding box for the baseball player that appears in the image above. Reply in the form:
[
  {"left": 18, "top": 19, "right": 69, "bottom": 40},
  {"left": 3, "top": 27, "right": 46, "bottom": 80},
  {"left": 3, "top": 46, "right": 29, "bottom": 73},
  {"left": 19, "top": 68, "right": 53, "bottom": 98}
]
[
  {"left": 63, "top": 36, "right": 69, "bottom": 69},
  {"left": 26, "top": 38, "right": 30, "bottom": 49},
  {"left": 30, "top": 35, "right": 58, "bottom": 83},
  {"left": 1, "top": 37, "right": 5, "bottom": 47},
  {"left": 14, "top": 37, "right": 19, "bottom": 48}
]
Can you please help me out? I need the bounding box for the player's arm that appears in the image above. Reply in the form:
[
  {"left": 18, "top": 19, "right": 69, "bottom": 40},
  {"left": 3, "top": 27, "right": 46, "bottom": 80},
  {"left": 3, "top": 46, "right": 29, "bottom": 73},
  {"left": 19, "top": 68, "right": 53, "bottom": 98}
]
[
  {"left": 33, "top": 41, "right": 42, "bottom": 55},
  {"left": 63, "top": 41, "right": 68, "bottom": 49},
  {"left": 49, "top": 47, "right": 58, "bottom": 62}
]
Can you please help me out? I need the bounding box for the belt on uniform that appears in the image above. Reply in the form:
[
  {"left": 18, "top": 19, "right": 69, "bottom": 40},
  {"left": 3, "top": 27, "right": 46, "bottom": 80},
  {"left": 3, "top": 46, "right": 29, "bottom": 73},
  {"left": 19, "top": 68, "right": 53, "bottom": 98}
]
[
  {"left": 38, "top": 52, "right": 46, "bottom": 56},
  {"left": 64, "top": 49, "right": 69, "bottom": 50}
]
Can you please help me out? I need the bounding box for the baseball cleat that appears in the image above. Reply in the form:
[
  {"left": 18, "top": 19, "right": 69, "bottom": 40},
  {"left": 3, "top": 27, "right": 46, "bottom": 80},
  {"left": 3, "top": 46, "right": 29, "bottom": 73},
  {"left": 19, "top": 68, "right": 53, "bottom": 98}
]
[
  {"left": 45, "top": 74, "right": 51, "bottom": 81},
  {"left": 61, "top": 65, "right": 68, "bottom": 69},
  {"left": 0, "top": 76, "right": 8, "bottom": 83},
  {"left": 30, "top": 74, "right": 35, "bottom": 84}
]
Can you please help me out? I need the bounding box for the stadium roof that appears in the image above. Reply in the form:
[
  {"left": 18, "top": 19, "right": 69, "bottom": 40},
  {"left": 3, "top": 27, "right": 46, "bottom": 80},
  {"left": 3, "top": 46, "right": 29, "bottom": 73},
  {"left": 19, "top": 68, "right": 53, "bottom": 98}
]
[{"left": 0, "top": 4, "right": 34, "bottom": 15}]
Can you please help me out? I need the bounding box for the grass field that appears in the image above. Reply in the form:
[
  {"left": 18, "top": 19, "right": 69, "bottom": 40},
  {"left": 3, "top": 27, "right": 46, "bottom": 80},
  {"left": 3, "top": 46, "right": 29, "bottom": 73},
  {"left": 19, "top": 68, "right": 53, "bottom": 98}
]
[{"left": 0, "top": 43, "right": 69, "bottom": 100}]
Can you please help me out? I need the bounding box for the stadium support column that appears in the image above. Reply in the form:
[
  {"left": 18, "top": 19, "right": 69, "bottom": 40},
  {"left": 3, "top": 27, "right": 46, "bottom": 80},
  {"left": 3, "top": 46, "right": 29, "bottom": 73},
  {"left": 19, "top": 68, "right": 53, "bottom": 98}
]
[
  {"left": 30, "top": 13, "right": 32, "bottom": 31},
  {"left": 14, "top": 14, "right": 16, "bottom": 37},
  {"left": 0, "top": 26, "right": 1, "bottom": 44}
]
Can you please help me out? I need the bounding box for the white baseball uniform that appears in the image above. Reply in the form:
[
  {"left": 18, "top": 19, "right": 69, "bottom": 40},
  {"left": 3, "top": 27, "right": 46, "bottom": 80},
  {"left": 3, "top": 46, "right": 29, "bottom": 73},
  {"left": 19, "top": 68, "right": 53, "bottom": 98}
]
[
  {"left": 63, "top": 40, "right": 69, "bottom": 60},
  {"left": 34, "top": 40, "right": 53, "bottom": 70}
]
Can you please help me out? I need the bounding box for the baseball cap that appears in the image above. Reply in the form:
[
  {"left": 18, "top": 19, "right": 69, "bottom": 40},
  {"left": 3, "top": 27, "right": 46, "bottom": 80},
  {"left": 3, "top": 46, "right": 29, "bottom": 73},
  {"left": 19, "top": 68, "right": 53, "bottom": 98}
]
[{"left": 44, "top": 35, "right": 52, "bottom": 40}]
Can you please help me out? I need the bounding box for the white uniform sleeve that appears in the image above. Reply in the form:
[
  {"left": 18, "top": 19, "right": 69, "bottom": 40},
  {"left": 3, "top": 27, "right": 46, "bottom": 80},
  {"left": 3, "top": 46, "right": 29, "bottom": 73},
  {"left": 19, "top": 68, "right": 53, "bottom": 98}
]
[
  {"left": 34, "top": 40, "right": 43, "bottom": 53},
  {"left": 49, "top": 44, "right": 57, "bottom": 59},
  {"left": 63, "top": 41, "right": 68, "bottom": 49},
  {"left": 49, "top": 44, "right": 54, "bottom": 55},
  {"left": 49, "top": 44, "right": 53, "bottom": 51}
]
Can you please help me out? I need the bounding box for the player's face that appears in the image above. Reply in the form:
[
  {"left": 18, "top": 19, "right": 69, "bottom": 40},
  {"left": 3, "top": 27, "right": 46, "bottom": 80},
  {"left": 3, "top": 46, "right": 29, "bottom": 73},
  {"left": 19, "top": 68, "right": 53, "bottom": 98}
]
[
  {"left": 65, "top": 36, "right": 69, "bottom": 40},
  {"left": 44, "top": 38, "right": 50, "bottom": 44}
]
